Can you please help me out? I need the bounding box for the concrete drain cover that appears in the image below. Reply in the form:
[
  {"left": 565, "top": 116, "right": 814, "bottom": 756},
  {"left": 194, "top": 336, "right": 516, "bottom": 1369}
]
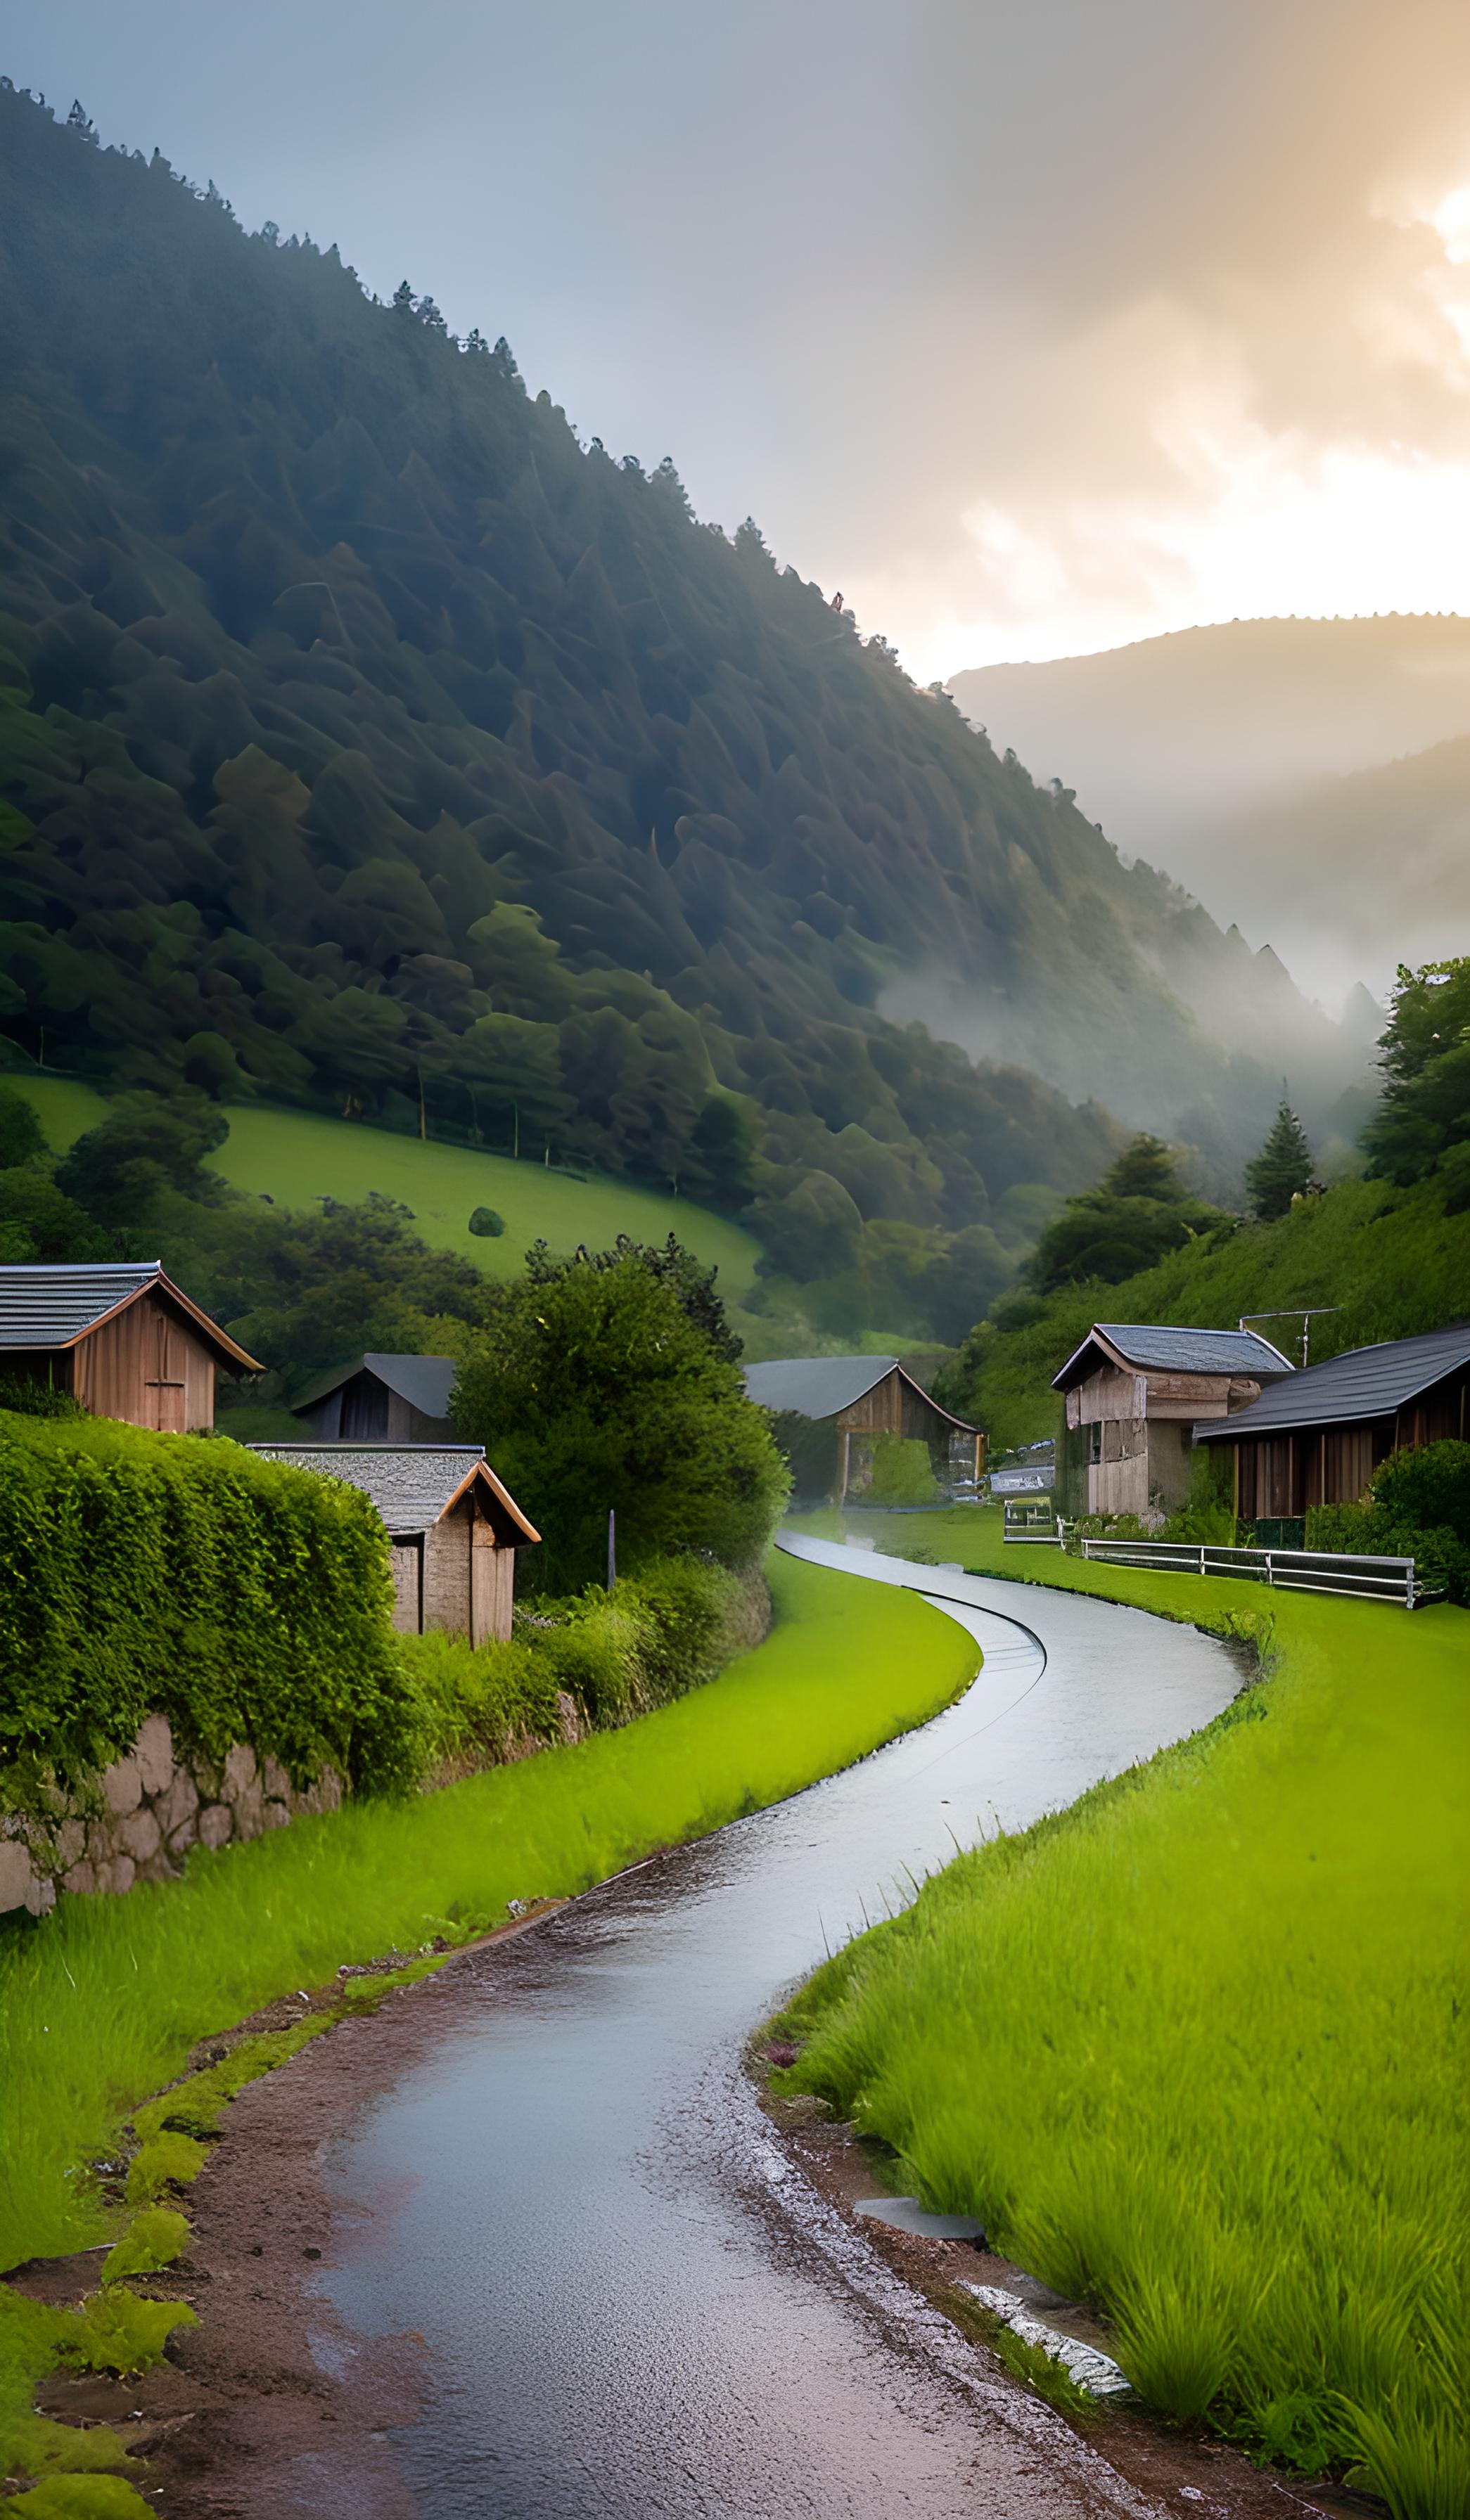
[{"left": 961, "top": 2282, "right": 1133, "bottom": 2398}]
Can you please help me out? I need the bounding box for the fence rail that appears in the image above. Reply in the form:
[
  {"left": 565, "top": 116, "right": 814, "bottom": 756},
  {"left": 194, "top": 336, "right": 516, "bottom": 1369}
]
[{"left": 1074, "top": 1537, "right": 1431, "bottom": 1609}]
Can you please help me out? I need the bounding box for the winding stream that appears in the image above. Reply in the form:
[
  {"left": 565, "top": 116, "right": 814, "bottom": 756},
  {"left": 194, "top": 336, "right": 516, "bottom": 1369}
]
[{"left": 320, "top": 1535, "right": 1238, "bottom": 2518}]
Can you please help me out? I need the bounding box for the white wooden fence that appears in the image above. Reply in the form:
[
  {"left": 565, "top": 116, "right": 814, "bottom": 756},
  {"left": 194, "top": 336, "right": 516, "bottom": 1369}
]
[{"left": 1073, "top": 1537, "right": 1431, "bottom": 1609}]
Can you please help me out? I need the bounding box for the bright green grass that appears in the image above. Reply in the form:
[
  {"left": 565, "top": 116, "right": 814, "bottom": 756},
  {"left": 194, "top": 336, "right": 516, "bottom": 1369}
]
[
  {"left": 0, "top": 1552, "right": 975, "bottom": 2275},
  {"left": 781, "top": 1508, "right": 1470, "bottom": 2517},
  {"left": 9, "top": 1078, "right": 760, "bottom": 1295}
]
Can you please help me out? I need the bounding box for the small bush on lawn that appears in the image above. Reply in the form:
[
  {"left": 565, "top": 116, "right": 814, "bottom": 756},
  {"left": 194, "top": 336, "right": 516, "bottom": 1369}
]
[{"left": 468, "top": 1206, "right": 506, "bottom": 1238}]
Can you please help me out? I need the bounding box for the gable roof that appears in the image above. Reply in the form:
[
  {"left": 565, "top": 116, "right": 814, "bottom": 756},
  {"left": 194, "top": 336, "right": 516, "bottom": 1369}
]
[
  {"left": 246, "top": 1441, "right": 540, "bottom": 1545},
  {"left": 0, "top": 1260, "right": 261, "bottom": 1369},
  {"left": 1194, "top": 1321, "right": 1470, "bottom": 1443},
  {"left": 293, "top": 1352, "right": 458, "bottom": 1421},
  {"left": 743, "top": 1354, "right": 976, "bottom": 1432},
  {"left": 1053, "top": 1322, "right": 1295, "bottom": 1391}
]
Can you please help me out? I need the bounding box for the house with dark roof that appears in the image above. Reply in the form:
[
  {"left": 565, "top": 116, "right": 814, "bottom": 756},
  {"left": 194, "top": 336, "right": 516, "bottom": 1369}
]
[
  {"left": 248, "top": 1442, "right": 539, "bottom": 1644},
  {"left": 1052, "top": 1323, "right": 1295, "bottom": 1518},
  {"left": 742, "top": 1354, "right": 980, "bottom": 1503},
  {"left": 293, "top": 1352, "right": 459, "bottom": 1442},
  {"left": 0, "top": 1261, "right": 260, "bottom": 1431},
  {"left": 1193, "top": 1323, "right": 1470, "bottom": 1521}
]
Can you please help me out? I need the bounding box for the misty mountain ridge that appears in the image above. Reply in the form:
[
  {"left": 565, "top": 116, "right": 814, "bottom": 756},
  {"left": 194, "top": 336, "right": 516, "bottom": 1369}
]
[
  {"left": 0, "top": 86, "right": 1367, "bottom": 1260},
  {"left": 949, "top": 615, "right": 1470, "bottom": 1009}
]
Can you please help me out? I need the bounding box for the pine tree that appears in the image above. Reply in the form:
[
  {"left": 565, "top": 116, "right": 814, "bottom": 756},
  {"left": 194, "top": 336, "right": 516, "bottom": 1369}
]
[
  {"left": 1245, "top": 1095, "right": 1314, "bottom": 1221},
  {"left": 392, "top": 279, "right": 415, "bottom": 313}
]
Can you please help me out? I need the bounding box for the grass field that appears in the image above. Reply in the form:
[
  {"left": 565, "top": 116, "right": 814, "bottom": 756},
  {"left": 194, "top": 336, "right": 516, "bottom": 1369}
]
[
  {"left": 8, "top": 1076, "right": 760, "bottom": 1297},
  {"left": 0, "top": 1551, "right": 976, "bottom": 2277},
  {"left": 780, "top": 1507, "right": 1469, "bottom": 2517}
]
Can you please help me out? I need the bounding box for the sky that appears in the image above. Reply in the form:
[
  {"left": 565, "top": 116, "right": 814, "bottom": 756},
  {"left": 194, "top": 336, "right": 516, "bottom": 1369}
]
[{"left": 4, "top": 0, "right": 1470, "bottom": 679}]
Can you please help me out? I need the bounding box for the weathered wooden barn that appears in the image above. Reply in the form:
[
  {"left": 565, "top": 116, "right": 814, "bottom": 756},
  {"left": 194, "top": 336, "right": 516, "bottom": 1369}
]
[
  {"left": 0, "top": 1260, "right": 260, "bottom": 1429},
  {"left": 1052, "top": 1323, "right": 1294, "bottom": 1518},
  {"left": 743, "top": 1354, "right": 981, "bottom": 1503},
  {"left": 293, "top": 1352, "right": 457, "bottom": 1441},
  {"left": 248, "top": 1442, "right": 539, "bottom": 1644},
  {"left": 1192, "top": 1321, "right": 1470, "bottom": 1519}
]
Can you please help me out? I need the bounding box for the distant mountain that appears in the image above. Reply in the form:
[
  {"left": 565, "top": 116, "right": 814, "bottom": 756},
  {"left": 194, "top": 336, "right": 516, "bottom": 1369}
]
[
  {"left": 0, "top": 89, "right": 1365, "bottom": 1249},
  {"left": 949, "top": 617, "right": 1470, "bottom": 1005}
]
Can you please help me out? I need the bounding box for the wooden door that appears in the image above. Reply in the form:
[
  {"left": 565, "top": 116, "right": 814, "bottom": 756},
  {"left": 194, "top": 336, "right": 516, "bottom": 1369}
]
[{"left": 146, "top": 1314, "right": 186, "bottom": 1433}]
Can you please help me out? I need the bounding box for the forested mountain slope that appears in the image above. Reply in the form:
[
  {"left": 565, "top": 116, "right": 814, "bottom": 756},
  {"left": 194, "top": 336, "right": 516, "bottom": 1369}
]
[{"left": 0, "top": 86, "right": 1360, "bottom": 1257}]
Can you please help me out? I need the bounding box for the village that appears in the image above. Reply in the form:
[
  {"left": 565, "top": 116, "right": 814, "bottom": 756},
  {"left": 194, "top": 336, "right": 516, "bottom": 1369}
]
[{"left": 2, "top": 1245, "right": 1465, "bottom": 1920}]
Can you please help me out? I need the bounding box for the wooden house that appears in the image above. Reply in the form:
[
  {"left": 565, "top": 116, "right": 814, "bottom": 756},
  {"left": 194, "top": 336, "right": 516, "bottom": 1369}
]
[
  {"left": 743, "top": 1354, "right": 981, "bottom": 1503},
  {"left": 1052, "top": 1323, "right": 1294, "bottom": 1518},
  {"left": 249, "top": 1442, "right": 539, "bottom": 1645},
  {"left": 0, "top": 1260, "right": 260, "bottom": 1429},
  {"left": 293, "top": 1352, "right": 457, "bottom": 1441},
  {"left": 1192, "top": 1322, "right": 1470, "bottom": 1519}
]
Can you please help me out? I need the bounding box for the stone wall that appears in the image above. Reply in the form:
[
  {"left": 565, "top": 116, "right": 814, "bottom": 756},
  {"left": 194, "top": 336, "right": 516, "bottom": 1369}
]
[{"left": 0, "top": 1714, "right": 342, "bottom": 1919}]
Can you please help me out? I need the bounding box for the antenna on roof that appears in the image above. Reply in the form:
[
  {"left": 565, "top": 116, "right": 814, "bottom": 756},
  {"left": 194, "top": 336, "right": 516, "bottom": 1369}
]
[{"left": 1239, "top": 1306, "right": 1343, "bottom": 1370}]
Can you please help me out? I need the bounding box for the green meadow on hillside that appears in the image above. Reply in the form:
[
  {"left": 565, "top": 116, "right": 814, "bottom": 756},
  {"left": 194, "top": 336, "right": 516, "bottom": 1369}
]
[
  {"left": 9, "top": 1075, "right": 760, "bottom": 1296},
  {"left": 782, "top": 1507, "right": 1469, "bottom": 2516}
]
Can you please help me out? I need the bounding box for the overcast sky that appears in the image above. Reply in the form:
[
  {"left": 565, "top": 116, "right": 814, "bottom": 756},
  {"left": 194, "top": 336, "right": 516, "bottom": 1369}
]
[{"left": 5, "top": 0, "right": 1470, "bottom": 678}]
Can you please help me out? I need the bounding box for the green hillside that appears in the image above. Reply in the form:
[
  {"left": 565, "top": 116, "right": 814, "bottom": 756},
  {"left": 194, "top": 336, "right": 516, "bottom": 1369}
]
[
  {"left": 942, "top": 1176, "right": 1470, "bottom": 1450},
  {"left": 0, "top": 83, "right": 1361, "bottom": 1287},
  {"left": 13, "top": 1074, "right": 759, "bottom": 1295}
]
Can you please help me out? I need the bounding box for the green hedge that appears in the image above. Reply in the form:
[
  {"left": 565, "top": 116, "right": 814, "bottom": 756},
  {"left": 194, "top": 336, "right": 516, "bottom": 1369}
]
[{"left": 0, "top": 1413, "right": 408, "bottom": 1794}]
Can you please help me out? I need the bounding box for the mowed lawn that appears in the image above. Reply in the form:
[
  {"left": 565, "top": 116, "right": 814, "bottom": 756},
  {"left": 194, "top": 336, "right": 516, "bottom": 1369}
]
[
  {"left": 781, "top": 1507, "right": 1469, "bottom": 2516},
  {"left": 9, "top": 1077, "right": 760, "bottom": 1296}
]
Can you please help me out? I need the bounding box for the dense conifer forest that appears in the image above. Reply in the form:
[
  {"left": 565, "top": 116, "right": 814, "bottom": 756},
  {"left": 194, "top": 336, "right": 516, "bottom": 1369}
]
[{"left": 0, "top": 86, "right": 1363, "bottom": 1297}]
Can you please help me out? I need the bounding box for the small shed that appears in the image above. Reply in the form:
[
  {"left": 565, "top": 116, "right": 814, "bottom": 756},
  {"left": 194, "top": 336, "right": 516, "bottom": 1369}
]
[
  {"left": 1052, "top": 1323, "right": 1294, "bottom": 1518},
  {"left": 0, "top": 1260, "right": 260, "bottom": 1430},
  {"left": 249, "top": 1442, "right": 539, "bottom": 1645},
  {"left": 743, "top": 1354, "right": 981, "bottom": 1503},
  {"left": 1192, "top": 1321, "right": 1470, "bottom": 1519},
  {"left": 293, "top": 1352, "right": 458, "bottom": 1441}
]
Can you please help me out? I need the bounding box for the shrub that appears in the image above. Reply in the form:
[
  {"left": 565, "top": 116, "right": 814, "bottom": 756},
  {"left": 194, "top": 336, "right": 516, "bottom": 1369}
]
[
  {"left": 0, "top": 1413, "right": 411, "bottom": 1793},
  {"left": 385, "top": 1557, "right": 749, "bottom": 1778},
  {"left": 468, "top": 1206, "right": 506, "bottom": 1238},
  {"left": 0, "top": 1381, "right": 88, "bottom": 1422},
  {"left": 1308, "top": 1440, "right": 1470, "bottom": 1604}
]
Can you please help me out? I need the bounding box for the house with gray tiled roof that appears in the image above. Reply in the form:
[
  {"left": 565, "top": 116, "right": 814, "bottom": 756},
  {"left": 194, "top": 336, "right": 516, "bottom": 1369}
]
[
  {"left": 248, "top": 1442, "right": 539, "bottom": 1645},
  {"left": 0, "top": 1261, "right": 260, "bottom": 1430},
  {"left": 1052, "top": 1322, "right": 1294, "bottom": 1519}
]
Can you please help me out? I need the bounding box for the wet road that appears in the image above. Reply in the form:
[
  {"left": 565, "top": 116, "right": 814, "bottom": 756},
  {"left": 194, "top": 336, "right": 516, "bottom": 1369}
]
[{"left": 321, "top": 1535, "right": 1238, "bottom": 2518}]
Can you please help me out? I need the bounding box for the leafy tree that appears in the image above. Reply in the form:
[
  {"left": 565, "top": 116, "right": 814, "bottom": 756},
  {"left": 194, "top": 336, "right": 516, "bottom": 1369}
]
[
  {"left": 679, "top": 1093, "right": 759, "bottom": 1211},
  {"left": 1025, "top": 1135, "right": 1224, "bottom": 1295},
  {"left": 1244, "top": 1096, "right": 1315, "bottom": 1221},
  {"left": 0, "top": 1085, "right": 46, "bottom": 1170},
  {"left": 56, "top": 1092, "right": 229, "bottom": 1223},
  {"left": 751, "top": 1174, "right": 863, "bottom": 1282},
  {"left": 452, "top": 1246, "right": 786, "bottom": 1591},
  {"left": 1362, "top": 959, "right": 1470, "bottom": 1209},
  {"left": 523, "top": 1232, "right": 741, "bottom": 1363},
  {"left": 0, "top": 1168, "right": 108, "bottom": 1262}
]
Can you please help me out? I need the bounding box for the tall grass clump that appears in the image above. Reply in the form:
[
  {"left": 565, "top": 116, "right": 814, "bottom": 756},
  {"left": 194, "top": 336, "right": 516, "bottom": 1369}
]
[
  {"left": 0, "top": 1552, "right": 976, "bottom": 2275},
  {"left": 779, "top": 1575, "right": 1469, "bottom": 2514}
]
